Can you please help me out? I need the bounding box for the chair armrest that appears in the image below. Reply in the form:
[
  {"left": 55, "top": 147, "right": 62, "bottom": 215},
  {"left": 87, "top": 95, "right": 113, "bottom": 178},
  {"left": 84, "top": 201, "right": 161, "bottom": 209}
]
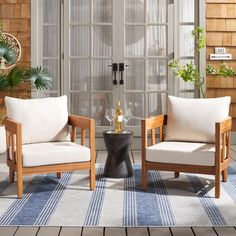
[
  {"left": 68, "top": 115, "right": 94, "bottom": 130},
  {"left": 68, "top": 115, "right": 95, "bottom": 152},
  {"left": 215, "top": 117, "right": 232, "bottom": 167},
  {"left": 5, "top": 118, "right": 23, "bottom": 165},
  {"left": 141, "top": 115, "right": 167, "bottom": 131},
  {"left": 216, "top": 117, "right": 232, "bottom": 135},
  {"left": 5, "top": 118, "right": 22, "bottom": 145},
  {"left": 141, "top": 115, "right": 167, "bottom": 151}
]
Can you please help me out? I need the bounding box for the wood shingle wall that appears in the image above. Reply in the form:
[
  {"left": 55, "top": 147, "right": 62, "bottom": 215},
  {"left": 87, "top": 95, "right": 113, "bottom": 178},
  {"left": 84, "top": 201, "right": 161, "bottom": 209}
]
[
  {"left": 206, "top": 0, "right": 236, "bottom": 130},
  {"left": 0, "top": 0, "right": 31, "bottom": 67},
  {"left": 0, "top": 0, "right": 31, "bottom": 112}
]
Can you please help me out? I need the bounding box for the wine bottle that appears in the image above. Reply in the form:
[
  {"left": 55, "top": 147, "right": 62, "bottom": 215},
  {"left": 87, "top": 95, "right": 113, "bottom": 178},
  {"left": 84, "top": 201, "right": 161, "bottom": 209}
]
[{"left": 114, "top": 101, "right": 123, "bottom": 133}]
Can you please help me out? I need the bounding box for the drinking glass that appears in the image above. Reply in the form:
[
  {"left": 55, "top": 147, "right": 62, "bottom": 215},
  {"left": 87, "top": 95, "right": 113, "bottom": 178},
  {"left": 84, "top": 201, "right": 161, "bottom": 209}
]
[
  {"left": 123, "top": 108, "right": 132, "bottom": 126},
  {"left": 105, "top": 108, "right": 115, "bottom": 131}
]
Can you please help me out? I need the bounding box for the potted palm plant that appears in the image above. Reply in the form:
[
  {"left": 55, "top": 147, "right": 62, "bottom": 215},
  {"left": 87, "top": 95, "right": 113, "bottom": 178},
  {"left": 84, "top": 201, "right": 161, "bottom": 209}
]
[{"left": 0, "top": 29, "right": 52, "bottom": 153}]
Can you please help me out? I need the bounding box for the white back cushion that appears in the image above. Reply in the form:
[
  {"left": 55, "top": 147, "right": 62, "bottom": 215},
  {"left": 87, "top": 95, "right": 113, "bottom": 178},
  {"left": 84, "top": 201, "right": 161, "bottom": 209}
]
[
  {"left": 5, "top": 96, "right": 70, "bottom": 144},
  {"left": 165, "top": 96, "right": 231, "bottom": 143}
]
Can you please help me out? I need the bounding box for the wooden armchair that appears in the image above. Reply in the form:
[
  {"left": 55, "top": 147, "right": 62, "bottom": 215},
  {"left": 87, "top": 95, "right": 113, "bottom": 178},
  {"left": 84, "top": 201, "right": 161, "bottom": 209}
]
[
  {"left": 5, "top": 96, "right": 95, "bottom": 199},
  {"left": 141, "top": 96, "right": 232, "bottom": 198}
]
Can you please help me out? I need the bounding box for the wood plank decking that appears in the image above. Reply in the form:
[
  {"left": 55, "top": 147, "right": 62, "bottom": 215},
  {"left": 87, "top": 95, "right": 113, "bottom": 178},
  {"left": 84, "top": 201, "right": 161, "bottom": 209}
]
[{"left": 1, "top": 226, "right": 236, "bottom": 236}]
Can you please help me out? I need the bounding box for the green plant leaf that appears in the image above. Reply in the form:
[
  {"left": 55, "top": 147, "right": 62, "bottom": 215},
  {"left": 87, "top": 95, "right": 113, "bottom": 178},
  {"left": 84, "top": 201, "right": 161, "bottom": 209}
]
[
  {"left": 168, "top": 26, "right": 206, "bottom": 97},
  {"left": 0, "top": 65, "right": 53, "bottom": 91},
  {"left": 0, "top": 73, "right": 8, "bottom": 90},
  {"left": 26, "top": 66, "right": 52, "bottom": 90},
  {"left": 206, "top": 64, "right": 217, "bottom": 75},
  {"left": 169, "top": 59, "right": 198, "bottom": 82},
  {"left": 0, "top": 41, "right": 17, "bottom": 65},
  {"left": 192, "top": 26, "right": 206, "bottom": 51},
  {"left": 218, "top": 63, "right": 235, "bottom": 77},
  {"left": 168, "top": 59, "right": 180, "bottom": 71},
  {"left": 5, "top": 65, "right": 27, "bottom": 88}
]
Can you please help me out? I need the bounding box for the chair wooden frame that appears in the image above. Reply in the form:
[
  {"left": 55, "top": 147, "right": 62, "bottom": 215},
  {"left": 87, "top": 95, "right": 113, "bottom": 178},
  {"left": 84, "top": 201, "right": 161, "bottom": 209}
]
[
  {"left": 5, "top": 114, "right": 96, "bottom": 199},
  {"left": 141, "top": 115, "right": 232, "bottom": 198}
]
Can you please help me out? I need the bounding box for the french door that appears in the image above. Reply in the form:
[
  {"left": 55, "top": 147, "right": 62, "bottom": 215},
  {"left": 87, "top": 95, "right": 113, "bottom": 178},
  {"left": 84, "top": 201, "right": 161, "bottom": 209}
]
[
  {"left": 63, "top": 0, "right": 171, "bottom": 133},
  {"left": 32, "top": 0, "right": 200, "bottom": 134}
]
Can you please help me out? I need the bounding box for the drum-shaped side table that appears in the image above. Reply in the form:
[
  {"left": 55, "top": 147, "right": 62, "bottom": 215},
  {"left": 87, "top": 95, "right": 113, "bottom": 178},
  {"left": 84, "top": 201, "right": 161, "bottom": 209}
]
[{"left": 103, "top": 131, "right": 133, "bottom": 178}]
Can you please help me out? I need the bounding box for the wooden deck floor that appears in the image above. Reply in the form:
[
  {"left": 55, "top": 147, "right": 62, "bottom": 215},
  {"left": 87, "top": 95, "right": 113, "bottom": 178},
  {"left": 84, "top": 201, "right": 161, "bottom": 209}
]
[
  {"left": 1, "top": 148, "right": 236, "bottom": 236},
  {"left": 1, "top": 226, "right": 236, "bottom": 236}
]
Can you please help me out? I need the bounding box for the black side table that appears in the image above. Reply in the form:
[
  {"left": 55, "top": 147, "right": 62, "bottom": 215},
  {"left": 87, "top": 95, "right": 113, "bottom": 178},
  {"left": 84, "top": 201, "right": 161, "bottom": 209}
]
[{"left": 103, "top": 131, "right": 133, "bottom": 178}]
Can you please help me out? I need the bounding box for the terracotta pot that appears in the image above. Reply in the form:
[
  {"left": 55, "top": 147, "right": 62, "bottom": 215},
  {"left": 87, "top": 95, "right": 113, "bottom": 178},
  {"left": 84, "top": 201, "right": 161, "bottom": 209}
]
[{"left": 0, "top": 125, "right": 6, "bottom": 153}]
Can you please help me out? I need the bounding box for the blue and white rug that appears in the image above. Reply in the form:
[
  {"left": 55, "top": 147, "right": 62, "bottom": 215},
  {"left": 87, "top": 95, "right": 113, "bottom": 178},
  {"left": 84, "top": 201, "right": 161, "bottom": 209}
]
[{"left": 0, "top": 164, "right": 236, "bottom": 226}]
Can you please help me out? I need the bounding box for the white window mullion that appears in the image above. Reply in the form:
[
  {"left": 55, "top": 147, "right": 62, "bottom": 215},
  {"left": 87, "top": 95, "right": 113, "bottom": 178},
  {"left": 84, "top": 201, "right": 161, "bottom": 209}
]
[{"left": 63, "top": 0, "right": 70, "bottom": 107}]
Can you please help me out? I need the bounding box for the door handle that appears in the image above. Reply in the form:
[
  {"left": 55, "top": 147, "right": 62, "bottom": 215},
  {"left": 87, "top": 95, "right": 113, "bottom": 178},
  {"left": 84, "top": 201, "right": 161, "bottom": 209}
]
[
  {"left": 119, "top": 63, "right": 124, "bottom": 85},
  {"left": 119, "top": 63, "right": 129, "bottom": 85},
  {"left": 108, "top": 63, "right": 118, "bottom": 85}
]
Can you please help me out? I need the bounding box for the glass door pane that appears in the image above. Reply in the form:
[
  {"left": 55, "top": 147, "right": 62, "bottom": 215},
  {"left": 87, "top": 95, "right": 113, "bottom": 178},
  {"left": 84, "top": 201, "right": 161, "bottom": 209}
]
[
  {"left": 65, "top": 0, "right": 114, "bottom": 130},
  {"left": 177, "top": 0, "right": 196, "bottom": 97},
  {"left": 39, "top": 0, "right": 60, "bottom": 98},
  {"left": 125, "top": 26, "right": 145, "bottom": 57},
  {"left": 91, "top": 0, "right": 113, "bottom": 127},
  {"left": 70, "top": 0, "right": 90, "bottom": 23},
  {"left": 125, "top": 0, "right": 145, "bottom": 23},
  {"left": 93, "top": 26, "right": 112, "bottom": 57},
  {"left": 147, "top": 0, "right": 167, "bottom": 23},
  {"left": 93, "top": 0, "right": 112, "bottom": 22},
  {"left": 147, "top": 59, "right": 168, "bottom": 91},
  {"left": 68, "top": 0, "right": 92, "bottom": 119},
  {"left": 124, "top": 0, "right": 169, "bottom": 129}
]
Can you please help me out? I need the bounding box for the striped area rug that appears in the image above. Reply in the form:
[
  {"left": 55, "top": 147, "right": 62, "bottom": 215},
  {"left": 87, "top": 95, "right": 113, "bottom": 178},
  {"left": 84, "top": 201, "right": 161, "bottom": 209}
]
[{"left": 0, "top": 164, "right": 236, "bottom": 226}]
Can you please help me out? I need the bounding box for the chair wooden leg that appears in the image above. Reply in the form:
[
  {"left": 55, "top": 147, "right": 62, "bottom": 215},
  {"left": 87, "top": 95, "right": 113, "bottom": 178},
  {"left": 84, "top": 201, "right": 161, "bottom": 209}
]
[
  {"left": 56, "top": 172, "right": 62, "bottom": 178},
  {"left": 142, "top": 166, "right": 148, "bottom": 190},
  {"left": 17, "top": 171, "right": 23, "bottom": 199},
  {"left": 215, "top": 171, "right": 221, "bottom": 198},
  {"left": 222, "top": 169, "right": 228, "bottom": 182},
  {"left": 90, "top": 165, "right": 95, "bottom": 190},
  {"left": 174, "top": 172, "right": 180, "bottom": 178},
  {"left": 9, "top": 169, "right": 15, "bottom": 183}
]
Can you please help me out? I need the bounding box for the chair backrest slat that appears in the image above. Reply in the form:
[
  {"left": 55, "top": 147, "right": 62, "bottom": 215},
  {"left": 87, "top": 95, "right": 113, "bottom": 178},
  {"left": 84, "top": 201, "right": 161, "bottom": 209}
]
[
  {"left": 159, "top": 126, "right": 164, "bottom": 142},
  {"left": 6, "top": 130, "right": 10, "bottom": 161},
  {"left": 71, "top": 127, "right": 76, "bottom": 142},
  {"left": 11, "top": 133, "right": 16, "bottom": 164},
  {"left": 226, "top": 130, "right": 231, "bottom": 160},
  {"left": 151, "top": 129, "right": 156, "bottom": 145},
  {"left": 81, "top": 128, "right": 85, "bottom": 145}
]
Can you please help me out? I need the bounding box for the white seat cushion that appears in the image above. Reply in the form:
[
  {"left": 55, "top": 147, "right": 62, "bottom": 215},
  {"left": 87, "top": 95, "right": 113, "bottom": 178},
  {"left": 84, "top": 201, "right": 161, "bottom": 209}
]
[
  {"left": 19, "top": 142, "right": 90, "bottom": 167},
  {"left": 146, "top": 142, "right": 216, "bottom": 166},
  {"left": 5, "top": 96, "right": 70, "bottom": 144},
  {"left": 165, "top": 96, "right": 231, "bottom": 143}
]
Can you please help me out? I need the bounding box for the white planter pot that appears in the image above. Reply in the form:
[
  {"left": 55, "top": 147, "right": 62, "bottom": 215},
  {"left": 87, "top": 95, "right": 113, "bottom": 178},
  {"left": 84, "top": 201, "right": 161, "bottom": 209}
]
[{"left": 0, "top": 125, "right": 6, "bottom": 153}]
